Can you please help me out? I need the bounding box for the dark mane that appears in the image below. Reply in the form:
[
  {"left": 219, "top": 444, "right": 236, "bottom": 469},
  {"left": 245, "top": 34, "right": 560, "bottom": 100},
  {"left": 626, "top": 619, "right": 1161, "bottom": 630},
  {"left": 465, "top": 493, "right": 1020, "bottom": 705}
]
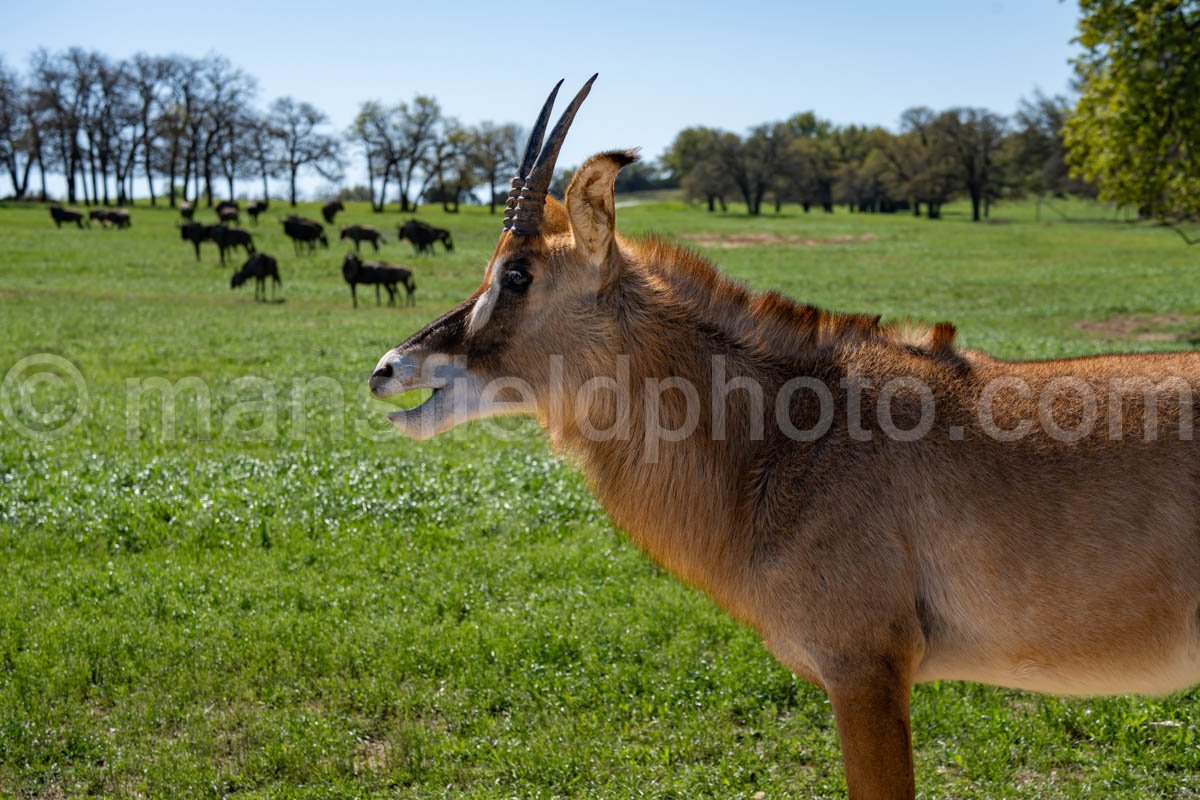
[{"left": 627, "top": 234, "right": 957, "bottom": 361}]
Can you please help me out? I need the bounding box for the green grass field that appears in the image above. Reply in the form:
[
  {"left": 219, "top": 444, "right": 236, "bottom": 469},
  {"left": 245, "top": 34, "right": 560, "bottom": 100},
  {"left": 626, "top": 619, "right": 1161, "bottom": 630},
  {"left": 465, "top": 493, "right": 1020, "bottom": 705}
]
[{"left": 1, "top": 196, "right": 1198, "bottom": 799}]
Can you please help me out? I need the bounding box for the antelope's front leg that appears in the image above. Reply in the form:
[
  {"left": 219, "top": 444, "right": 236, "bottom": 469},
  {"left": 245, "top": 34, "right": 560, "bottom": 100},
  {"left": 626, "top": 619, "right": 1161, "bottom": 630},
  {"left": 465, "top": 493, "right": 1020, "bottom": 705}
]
[{"left": 826, "top": 663, "right": 915, "bottom": 800}]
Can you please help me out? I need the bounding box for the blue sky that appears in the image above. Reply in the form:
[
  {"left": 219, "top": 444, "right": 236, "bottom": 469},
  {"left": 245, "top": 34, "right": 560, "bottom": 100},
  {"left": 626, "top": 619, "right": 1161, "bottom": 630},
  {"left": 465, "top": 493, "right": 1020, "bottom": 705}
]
[{"left": 2, "top": 0, "right": 1081, "bottom": 196}]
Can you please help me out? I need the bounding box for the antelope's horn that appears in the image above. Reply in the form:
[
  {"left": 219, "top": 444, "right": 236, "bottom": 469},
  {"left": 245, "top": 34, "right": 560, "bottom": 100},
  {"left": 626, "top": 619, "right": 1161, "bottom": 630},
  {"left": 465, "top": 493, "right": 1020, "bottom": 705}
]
[
  {"left": 508, "top": 73, "right": 598, "bottom": 236},
  {"left": 503, "top": 79, "right": 563, "bottom": 231}
]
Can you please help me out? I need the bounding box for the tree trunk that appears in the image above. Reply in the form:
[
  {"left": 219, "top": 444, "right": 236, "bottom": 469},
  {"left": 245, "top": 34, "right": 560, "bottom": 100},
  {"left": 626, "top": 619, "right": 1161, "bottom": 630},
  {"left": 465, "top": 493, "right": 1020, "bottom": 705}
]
[
  {"left": 377, "top": 166, "right": 391, "bottom": 213},
  {"left": 365, "top": 155, "right": 377, "bottom": 213},
  {"left": 203, "top": 156, "right": 213, "bottom": 206},
  {"left": 88, "top": 144, "right": 100, "bottom": 206},
  {"left": 751, "top": 188, "right": 765, "bottom": 216},
  {"left": 970, "top": 189, "right": 981, "bottom": 222},
  {"left": 146, "top": 159, "right": 157, "bottom": 206},
  {"left": 18, "top": 154, "right": 33, "bottom": 198},
  {"left": 143, "top": 134, "right": 157, "bottom": 206},
  {"left": 181, "top": 151, "right": 191, "bottom": 204},
  {"left": 289, "top": 165, "right": 298, "bottom": 206},
  {"left": 79, "top": 156, "right": 91, "bottom": 205},
  {"left": 737, "top": 184, "right": 754, "bottom": 215},
  {"left": 260, "top": 170, "right": 269, "bottom": 203}
]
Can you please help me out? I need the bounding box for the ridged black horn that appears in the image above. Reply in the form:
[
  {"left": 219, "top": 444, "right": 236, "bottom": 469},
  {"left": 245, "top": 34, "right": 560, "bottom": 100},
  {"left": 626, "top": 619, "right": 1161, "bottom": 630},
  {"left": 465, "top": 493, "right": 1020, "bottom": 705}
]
[
  {"left": 508, "top": 74, "right": 598, "bottom": 236},
  {"left": 503, "top": 80, "right": 564, "bottom": 231}
]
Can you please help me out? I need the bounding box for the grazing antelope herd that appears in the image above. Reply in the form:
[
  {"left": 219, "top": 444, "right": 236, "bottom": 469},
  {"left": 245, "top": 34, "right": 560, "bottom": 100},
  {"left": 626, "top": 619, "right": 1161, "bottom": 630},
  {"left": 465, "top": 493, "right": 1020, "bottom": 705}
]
[
  {"left": 48, "top": 185, "right": 444, "bottom": 309},
  {"left": 368, "top": 76, "right": 1200, "bottom": 799}
]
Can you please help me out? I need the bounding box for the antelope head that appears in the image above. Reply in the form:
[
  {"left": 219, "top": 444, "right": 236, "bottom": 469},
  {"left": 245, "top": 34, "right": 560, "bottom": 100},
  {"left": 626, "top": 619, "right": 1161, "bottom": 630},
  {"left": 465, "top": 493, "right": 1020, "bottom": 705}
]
[{"left": 370, "top": 75, "right": 635, "bottom": 440}]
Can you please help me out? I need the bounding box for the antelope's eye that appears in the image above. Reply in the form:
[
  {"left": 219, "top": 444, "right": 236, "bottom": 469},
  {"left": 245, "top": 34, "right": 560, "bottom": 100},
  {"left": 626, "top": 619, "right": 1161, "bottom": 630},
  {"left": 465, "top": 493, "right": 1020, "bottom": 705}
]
[{"left": 503, "top": 268, "right": 531, "bottom": 289}]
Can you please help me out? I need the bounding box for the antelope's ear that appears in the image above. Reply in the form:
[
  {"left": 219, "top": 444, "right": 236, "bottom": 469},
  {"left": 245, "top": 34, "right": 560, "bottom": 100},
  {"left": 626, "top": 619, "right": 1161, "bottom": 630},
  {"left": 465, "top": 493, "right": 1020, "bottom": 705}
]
[{"left": 565, "top": 149, "right": 638, "bottom": 269}]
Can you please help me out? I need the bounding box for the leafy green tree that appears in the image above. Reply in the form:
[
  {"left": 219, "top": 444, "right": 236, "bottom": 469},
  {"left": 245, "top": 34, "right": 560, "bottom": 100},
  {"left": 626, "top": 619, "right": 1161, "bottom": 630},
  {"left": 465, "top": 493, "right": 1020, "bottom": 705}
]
[
  {"left": 935, "top": 107, "right": 1007, "bottom": 222},
  {"left": 720, "top": 124, "right": 791, "bottom": 216},
  {"left": 832, "top": 125, "right": 896, "bottom": 212},
  {"left": 662, "top": 126, "right": 733, "bottom": 212},
  {"left": 774, "top": 112, "right": 836, "bottom": 213},
  {"left": 1001, "top": 91, "right": 1096, "bottom": 219},
  {"left": 1064, "top": 0, "right": 1200, "bottom": 224},
  {"left": 880, "top": 108, "right": 957, "bottom": 218}
]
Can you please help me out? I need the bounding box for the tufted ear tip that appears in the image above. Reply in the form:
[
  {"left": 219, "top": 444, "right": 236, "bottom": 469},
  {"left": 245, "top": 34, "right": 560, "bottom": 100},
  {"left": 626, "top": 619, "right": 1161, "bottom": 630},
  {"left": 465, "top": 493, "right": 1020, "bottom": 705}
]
[{"left": 597, "top": 148, "right": 640, "bottom": 169}]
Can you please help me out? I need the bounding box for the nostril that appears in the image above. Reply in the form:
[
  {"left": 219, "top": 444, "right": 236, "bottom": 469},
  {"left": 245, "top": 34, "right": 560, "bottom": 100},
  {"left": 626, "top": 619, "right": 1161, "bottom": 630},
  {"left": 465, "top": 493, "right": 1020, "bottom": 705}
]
[{"left": 371, "top": 363, "right": 393, "bottom": 381}]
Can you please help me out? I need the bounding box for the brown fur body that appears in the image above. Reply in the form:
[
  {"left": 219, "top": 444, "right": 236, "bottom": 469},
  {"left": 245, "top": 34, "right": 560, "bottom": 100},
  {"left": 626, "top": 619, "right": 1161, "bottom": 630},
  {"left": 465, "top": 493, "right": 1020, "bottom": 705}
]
[
  {"left": 370, "top": 146, "right": 1200, "bottom": 799},
  {"left": 549, "top": 235, "right": 1200, "bottom": 699}
]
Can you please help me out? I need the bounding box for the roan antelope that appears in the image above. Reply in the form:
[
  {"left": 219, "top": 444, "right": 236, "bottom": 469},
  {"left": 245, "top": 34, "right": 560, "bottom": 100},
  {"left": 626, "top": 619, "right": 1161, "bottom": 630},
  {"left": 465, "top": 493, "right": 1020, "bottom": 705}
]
[{"left": 367, "top": 76, "right": 1200, "bottom": 799}]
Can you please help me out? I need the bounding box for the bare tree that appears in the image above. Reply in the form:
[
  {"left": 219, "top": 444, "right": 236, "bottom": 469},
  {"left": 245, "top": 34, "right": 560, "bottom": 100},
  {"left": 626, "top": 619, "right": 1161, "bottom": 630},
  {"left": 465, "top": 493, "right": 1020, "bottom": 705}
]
[
  {"left": 196, "top": 57, "right": 256, "bottom": 204},
  {"left": 392, "top": 96, "right": 440, "bottom": 212},
  {"left": 29, "top": 49, "right": 87, "bottom": 203},
  {"left": 245, "top": 110, "right": 277, "bottom": 201},
  {"left": 267, "top": 96, "right": 341, "bottom": 206},
  {"left": 129, "top": 54, "right": 169, "bottom": 205},
  {"left": 216, "top": 107, "right": 260, "bottom": 200},
  {"left": 0, "top": 57, "right": 36, "bottom": 199},
  {"left": 421, "top": 117, "right": 473, "bottom": 212},
  {"left": 85, "top": 55, "right": 138, "bottom": 205},
  {"left": 349, "top": 100, "right": 391, "bottom": 212},
  {"left": 157, "top": 55, "right": 203, "bottom": 205},
  {"left": 470, "top": 121, "right": 521, "bottom": 214}
]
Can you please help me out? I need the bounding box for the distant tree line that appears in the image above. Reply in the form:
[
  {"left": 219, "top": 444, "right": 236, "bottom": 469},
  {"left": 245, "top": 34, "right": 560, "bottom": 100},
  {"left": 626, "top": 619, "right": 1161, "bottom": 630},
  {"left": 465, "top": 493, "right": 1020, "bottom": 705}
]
[
  {"left": 660, "top": 96, "right": 1096, "bottom": 220},
  {"left": 0, "top": 49, "right": 346, "bottom": 208},
  {"left": 0, "top": 46, "right": 1098, "bottom": 220}
]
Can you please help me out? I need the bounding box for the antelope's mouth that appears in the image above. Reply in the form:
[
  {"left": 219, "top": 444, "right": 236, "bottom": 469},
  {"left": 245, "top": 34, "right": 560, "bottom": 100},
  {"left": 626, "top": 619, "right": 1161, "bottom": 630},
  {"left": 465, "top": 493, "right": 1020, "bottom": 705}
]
[
  {"left": 384, "top": 386, "right": 441, "bottom": 422},
  {"left": 378, "top": 379, "right": 458, "bottom": 441},
  {"left": 369, "top": 352, "right": 479, "bottom": 441}
]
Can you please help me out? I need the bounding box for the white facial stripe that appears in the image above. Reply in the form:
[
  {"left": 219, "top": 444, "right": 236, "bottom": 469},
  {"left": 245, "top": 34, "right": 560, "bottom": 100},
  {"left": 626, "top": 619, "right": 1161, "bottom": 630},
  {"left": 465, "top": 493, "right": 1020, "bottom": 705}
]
[{"left": 466, "top": 261, "right": 504, "bottom": 334}]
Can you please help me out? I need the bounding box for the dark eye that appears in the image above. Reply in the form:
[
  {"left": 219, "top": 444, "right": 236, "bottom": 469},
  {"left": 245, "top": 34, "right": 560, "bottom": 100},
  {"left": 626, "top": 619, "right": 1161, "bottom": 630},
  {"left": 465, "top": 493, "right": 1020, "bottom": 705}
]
[{"left": 503, "top": 268, "right": 531, "bottom": 289}]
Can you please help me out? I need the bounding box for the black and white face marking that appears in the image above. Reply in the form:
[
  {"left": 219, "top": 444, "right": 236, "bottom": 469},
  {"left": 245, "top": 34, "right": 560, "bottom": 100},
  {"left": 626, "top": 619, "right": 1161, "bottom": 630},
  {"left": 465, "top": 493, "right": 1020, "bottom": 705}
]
[{"left": 467, "top": 257, "right": 533, "bottom": 334}]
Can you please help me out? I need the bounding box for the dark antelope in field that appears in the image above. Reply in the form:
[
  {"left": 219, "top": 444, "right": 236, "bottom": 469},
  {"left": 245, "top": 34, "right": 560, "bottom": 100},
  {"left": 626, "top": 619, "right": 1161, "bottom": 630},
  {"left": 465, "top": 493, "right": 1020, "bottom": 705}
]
[
  {"left": 396, "top": 219, "right": 453, "bottom": 254},
  {"left": 49, "top": 205, "right": 86, "bottom": 228},
  {"left": 209, "top": 224, "right": 255, "bottom": 264},
  {"left": 247, "top": 199, "right": 269, "bottom": 223},
  {"left": 282, "top": 216, "right": 328, "bottom": 254},
  {"left": 230, "top": 252, "right": 281, "bottom": 302},
  {"left": 322, "top": 199, "right": 344, "bottom": 224},
  {"left": 367, "top": 77, "right": 1200, "bottom": 800},
  {"left": 340, "top": 224, "right": 386, "bottom": 253},
  {"left": 342, "top": 252, "right": 415, "bottom": 308},
  {"left": 90, "top": 208, "right": 131, "bottom": 228},
  {"left": 179, "top": 221, "right": 212, "bottom": 260}
]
